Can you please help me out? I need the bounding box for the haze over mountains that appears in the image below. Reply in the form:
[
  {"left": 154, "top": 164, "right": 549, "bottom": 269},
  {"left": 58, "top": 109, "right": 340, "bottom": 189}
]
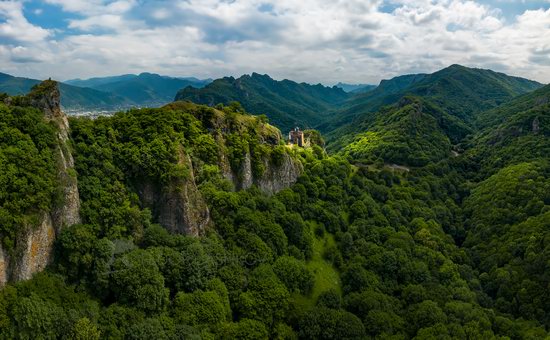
[
  {"left": 334, "top": 83, "right": 377, "bottom": 93},
  {"left": 0, "top": 72, "right": 211, "bottom": 112},
  {"left": 66, "top": 73, "right": 212, "bottom": 107}
]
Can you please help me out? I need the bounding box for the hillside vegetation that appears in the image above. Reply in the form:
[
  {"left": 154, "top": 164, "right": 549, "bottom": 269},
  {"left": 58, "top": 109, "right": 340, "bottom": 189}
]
[
  {"left": 175, "top": 73, "right": 350, "bottom": 132},
  {"left": 0, "top": 71, "right": 549, "bottom": 339},
  {"left": 326, "top": 65, "right": 543, "bottom": 143}
]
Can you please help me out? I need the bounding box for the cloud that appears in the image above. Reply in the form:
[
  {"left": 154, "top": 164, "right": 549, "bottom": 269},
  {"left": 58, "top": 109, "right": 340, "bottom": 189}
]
[
  {"left": 0, "top": 1, "right": 50, "bottom": 42},
  {"left": 1, "top": 0, "right": 549, "bottom": 84}
]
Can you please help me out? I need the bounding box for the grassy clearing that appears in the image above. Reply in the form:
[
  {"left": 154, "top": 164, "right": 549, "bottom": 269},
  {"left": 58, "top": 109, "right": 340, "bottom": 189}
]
[{"left": 291, "top": 232, "right": 341, "bottom": 310}]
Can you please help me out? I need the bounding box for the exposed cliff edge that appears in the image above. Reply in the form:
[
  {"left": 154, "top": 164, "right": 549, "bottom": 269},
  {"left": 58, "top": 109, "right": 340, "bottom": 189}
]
[
  {"left": 0, "top": 81, "right": 80, "bottom": 287},
  {"left": 1, "top": 98, "right": 303, "bottom": 286},
  {"left": 137, "top": 151, "right": 210, "bottom": 237},
  {"left": 221, "top": 150, "right": 302, "bottom": 195},
  {"left": 134, "top": 103, "right": 303, "bottom": 236}
]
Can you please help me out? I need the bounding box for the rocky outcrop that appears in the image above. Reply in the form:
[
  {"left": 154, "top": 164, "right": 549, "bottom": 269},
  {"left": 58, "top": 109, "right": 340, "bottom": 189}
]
[
  {"left": 0, "top": 80, "right": 81, "bottom": 287},
  {"left": 255, "top": 153, "right": 303, "bottom": 194},
  {"left": 221, "top": 149, "right": 303, "bottom": 195},
  {"left": 240, "top": 153, "right": 254, "bottom": 189},
  {"left": 0, "top": 244, "right": 7, "bottom": 287},
  {"left": 138, "top": 152, "right": 210, "bottom": 237},
  {"left": 532, "top": 117, "right": 540, "bottom": 134},
  {"left": 29, "top": 80, "right": 81, "bottom": 228},
  {"left": 13, "top": 214, "right": 56, "bottom": 282}
]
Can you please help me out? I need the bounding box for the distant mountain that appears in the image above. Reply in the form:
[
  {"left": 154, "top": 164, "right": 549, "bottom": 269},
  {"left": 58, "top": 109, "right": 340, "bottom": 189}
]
[
  {"left": 340, "top": 96, "right": 472, "bottom": 166},
  {"left": 325, "top": 65, "right": 543, "bottom": 144},
  {"left": 476, "top": 82, "right": 550, "bottom": 130},
  {"left": 320, "top": 74, "right": 428, "bottom": 132},
  {"left": 65, "top": 74, "right": 138, "bottom": 88},
  {"left": 0, "top": 72, "right": 129, "bottom": 110},
  {"left": 468, "top": 84, "right": 550, "bottom": 174},
  {"left": 334, "top": 82, "right": 376, "bottom": 93},
  {"left": 68, "top": 72, "right": 212, "bottom": 106},
  {"left": 175, "top": 73, "right": 350, "bottom": 132}
]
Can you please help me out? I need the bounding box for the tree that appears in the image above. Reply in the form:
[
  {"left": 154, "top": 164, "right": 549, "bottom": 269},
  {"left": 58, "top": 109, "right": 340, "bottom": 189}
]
[
  {"left": 173, "top": 290, "right": 227, "bottom": 326},
  {"left": 12, "top": 294, "right": 66, "bottom": 339},
  {"left": 180, "top": 242, "right": 216, "bottom": 291},
  {"left": 71, "top": 318, "right": 101, "bottom": 340},
  {"left": 299, "top": 307, "right": 365, "bottom": 339},
  {"left": 316, "top": 289, "right": 342, "bottom": 309},
  {"left": 273, "top": 256, "right": 314, "bottom": 294},
  {"left": 219, "top": 319, "right": 269, "bottom": 340},
  {"left": 236, "top": 264, "right": 290, "bottom": 325},
  {"left": 110, "top": 249, "right": 169, "bottom": 313},
  {"left": 407, "top": 300, "right": 447, "bottom": 334}
]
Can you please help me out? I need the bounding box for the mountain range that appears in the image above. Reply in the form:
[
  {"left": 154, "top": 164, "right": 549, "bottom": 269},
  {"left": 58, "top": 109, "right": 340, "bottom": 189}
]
[
  {"left": 171, "top": 65, "right": 542, "bottom": 138},
  {"left": 0, "top": 72, "right": 129, "bottom": 110},
  {"left": 0, "top": 72, "right": 211, "bottom": 112},
  {"left": 66, "top": 73, "right": 211, "bottom": 106},
  {"left": 1, "top": 64, "right": 550, "bottom": 338},
  {"left": 175, "top": 73, "right": 351, "bottom": 132}
]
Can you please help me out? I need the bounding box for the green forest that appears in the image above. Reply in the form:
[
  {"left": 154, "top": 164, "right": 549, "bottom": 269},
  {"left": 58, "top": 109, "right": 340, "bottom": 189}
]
[{"left": 0, "top": 65, "right": 549, "bottom": 340}]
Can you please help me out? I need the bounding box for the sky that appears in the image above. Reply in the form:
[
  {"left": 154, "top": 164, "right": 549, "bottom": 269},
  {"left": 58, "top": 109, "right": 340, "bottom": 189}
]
[{"left": 0, "top": 0, "right": 549, "bottom": 85}]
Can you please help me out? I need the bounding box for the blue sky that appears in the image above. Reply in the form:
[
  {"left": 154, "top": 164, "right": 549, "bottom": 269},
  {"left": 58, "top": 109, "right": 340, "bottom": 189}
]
[{"left": 0, "top": 0, "right": 549, "bottom": 84}]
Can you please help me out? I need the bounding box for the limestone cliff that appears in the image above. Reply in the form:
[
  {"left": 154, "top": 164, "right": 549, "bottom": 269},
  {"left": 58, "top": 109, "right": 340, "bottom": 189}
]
[
  {"left": 222, "top": 150, "right": 303, "bottom": 195},
  {"left": 203, "top": 107, "right": 303, "bottom": 195},
  {"left": 137, "top": 151, "right": 210, "bottom": 237},
  {"left": 0, "top": 81, "right": 80, "bottom": 287},
  {"left": 131, "top": 102, "right": 302, "bottom": 237},
  {"left": 254, "top": 152, "right": 303, "bottom": 194}
]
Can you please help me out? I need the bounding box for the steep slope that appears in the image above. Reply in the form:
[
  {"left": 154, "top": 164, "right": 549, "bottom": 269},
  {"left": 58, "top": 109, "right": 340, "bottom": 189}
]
[
  {"left": 0, "top": 81, "right": 80, "bottom": 287},
  {"left": 70, "top": 101, "right": 302, "bottom": 237},
  {"left": 475, "top": 82, "right": 550, "bottom": 129},
  {"left": 319, "top": 73, "right": 428, "bottom": 132},
  {"left": 455, "top": 86, "right": 550, "bottom": 326},
  {"left": 334, "top": 82, "right": 376, "bottom": 93},
  {"left": 0, "top": 72, "right": 130, "bottom": 110},
  {"left": 340, "top": 96, "right": 472, "bottom": 166},
  {"left": 72, "top": 72, "right": 211, "bottom": 106},
  {"left": 326, "top": 65, "right": 542, "bottom": 142},
  {"left": 175, "top": 73, "right": 350, "bottom": 132},
  {"left": 463, "top": 84, "right": 550, "bottom": 177}
]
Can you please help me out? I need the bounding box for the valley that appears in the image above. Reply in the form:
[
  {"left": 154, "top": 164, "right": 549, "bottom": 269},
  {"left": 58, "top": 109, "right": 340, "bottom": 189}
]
[{"left": 0, "top": 64, "right": 548, "bottom": 339}]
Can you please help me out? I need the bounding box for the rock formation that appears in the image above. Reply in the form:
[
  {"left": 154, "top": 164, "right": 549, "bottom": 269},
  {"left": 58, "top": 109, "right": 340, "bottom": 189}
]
[
  {"left": 0, "top": 81, "right": 80, "bottom": 287},
  {"left": 138, "top": 152, "right": 210, "bottom": 237}
]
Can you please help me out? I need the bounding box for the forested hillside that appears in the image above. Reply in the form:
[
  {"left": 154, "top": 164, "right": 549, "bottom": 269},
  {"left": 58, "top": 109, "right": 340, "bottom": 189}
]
[
  {"left": 0, "top": 72, "right": 549, "bottom": 339},
  {"left": 325, "top": 65, "right": 543, "bottom": 143},
  {"left": 175, "top": 73, "right": 350, "bottom": 132},
  {"left": 338, "top": 96, "right": 472, "bottom": 166}
]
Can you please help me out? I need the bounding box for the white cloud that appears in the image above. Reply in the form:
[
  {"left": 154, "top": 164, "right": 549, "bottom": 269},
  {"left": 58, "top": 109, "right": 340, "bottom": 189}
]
[
  {"left": 1, "top": 0, "right": 549, "bottom": 84},
  {"left": 44, "top": 0, "right": 135, "bottom": 15},
  {"left": 0, "top": 1, "right": 50, "bottom": 42}
]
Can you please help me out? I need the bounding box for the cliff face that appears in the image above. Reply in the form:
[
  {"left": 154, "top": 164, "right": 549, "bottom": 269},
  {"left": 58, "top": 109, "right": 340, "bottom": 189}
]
[
  {"left": 1, "top": 98, "right": 302, "bottom": 286},
  {"left": 133, "top": 104, "right": 302, "bottom": 237},
  {"left": 221, "top": 150, "right": 302, "bottom": 195},
  {"left": 0, "top": 81, "right": 80, "bottom": 287},
  {"left": 215, "top": 118, "right": 303, "bottom": 195},
  {"left": 255, "top": 152, "right": 303, "bottom": 194},
  {"left": 138, "top": 152, "right": 210, "bottom": 237},
  {"left": 13, "top": 213, "right": 56, "bottom": 282},
  {"left": 136, "top": 141, "right": 301, "bottom": 237}
]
